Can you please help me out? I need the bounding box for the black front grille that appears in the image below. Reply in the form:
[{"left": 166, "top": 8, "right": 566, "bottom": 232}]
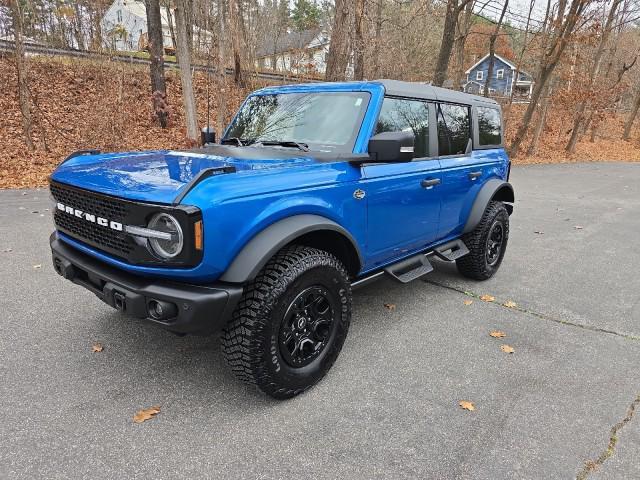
[
  {"left": 50, "top": 180, "right": 202, "bottom": 267},
  {"left": 51, "top": 182, "right": 134, "bottom": 258}
]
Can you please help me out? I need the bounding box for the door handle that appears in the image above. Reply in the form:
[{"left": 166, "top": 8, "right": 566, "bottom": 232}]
[
  {"left": 421, "top": 178, "right": 441, "bottom": 189},
  {"left": 468, "top": 171, "right": 482, "bottom": 180}
]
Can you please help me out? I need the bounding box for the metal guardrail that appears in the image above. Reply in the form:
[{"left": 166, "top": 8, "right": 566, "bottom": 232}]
[{"left": 0, "top": 39, "right": 323, "bottom": 83}]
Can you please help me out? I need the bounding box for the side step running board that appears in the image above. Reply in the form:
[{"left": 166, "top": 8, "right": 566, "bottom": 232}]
[
  {"left": 351, "top": 239, "right": 471, "bottom": 289},
  {"left": 384, "top": 254, "right": 434, "bottom": 284},
  {"left": 433, "top": 239, "right": 469, "bottom": 262}
]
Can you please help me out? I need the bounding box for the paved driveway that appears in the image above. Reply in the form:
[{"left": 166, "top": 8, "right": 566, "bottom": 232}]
[{"left": 1, "top": 163, "right": 638, "bottom": 479}]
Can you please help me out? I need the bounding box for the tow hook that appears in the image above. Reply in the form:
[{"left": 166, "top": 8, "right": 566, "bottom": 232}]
[{"left": 113, "top": 291, "right": 126, "bottom": 312}]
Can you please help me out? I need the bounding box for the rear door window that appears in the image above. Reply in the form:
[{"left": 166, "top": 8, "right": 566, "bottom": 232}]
[
  {"left": 477, "top": 106, "right": 502, "bottom": 146},
  {"left": 375, "top": 97, "right": 430, "bottom": 158},
  {"left": 437, "top": 104, "right": 471, "bottom": 156}
]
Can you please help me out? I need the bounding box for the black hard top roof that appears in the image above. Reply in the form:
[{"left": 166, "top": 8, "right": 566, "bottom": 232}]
[{"left": 375, "top": 79, "right": 500, "bottom": 108}]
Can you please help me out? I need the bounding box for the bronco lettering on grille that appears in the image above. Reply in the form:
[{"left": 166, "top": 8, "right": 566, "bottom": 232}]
[{"left": 57, "top": 202, "right": 123, "bottom": 231}]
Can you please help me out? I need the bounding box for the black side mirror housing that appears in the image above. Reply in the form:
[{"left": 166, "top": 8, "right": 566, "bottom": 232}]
[
  {"left": 367, "top": 131, "right": 414, "bottom": 163},
  {"left": 201, "top": 126, "right": 216, "bottom": 146}
]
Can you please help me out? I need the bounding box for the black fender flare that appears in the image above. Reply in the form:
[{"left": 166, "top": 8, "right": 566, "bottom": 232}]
[
  {"left": 463, "top": 179, "right": 514, "bottom": 234},
  {"left": 220, "top": 214, "right": 363, "bottom": 283}
]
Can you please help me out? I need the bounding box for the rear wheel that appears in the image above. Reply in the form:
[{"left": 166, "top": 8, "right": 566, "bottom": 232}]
[
  {"left": 456, "top": 201, "right": 509, "bottom": 280},
  {"left": 221, "top": 245, "right": 351, "bottom": 399}
]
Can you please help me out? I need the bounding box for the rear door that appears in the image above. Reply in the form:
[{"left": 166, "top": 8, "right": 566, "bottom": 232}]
[
  {"left": 361, "top": 97, "right": 442, "bottom": 266},
  {"left": 437, "top": 103, "right": 503, "bottom": 238}
]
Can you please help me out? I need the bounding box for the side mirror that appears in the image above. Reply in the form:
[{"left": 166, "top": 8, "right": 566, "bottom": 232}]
[
  {"left": 367, "top": 131, "right": 414, "bottom": 163},
  {"left": 201, "top": 126, "right": 216, "bottom": 146}
]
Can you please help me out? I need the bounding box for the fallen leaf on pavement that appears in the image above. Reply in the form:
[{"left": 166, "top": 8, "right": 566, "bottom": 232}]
[
  {"left": 480, "top": 295, "right": 495, "bottom": 302},
  {"left": 459, "top": 400, "right": 475, "bottom": 411},
  {"left": 490, "top": 331, "right": 506, "bottom": 338},
  {"left": 92, "top": 343, "right": 103, "bottom": 353},
  {"left": 503, "top": 301, "right": 517, "bottom": 308},
  {"left": 500, "top": 344, "right": 515, "bottom": 354},
  {"left": 33, "top": 264, "right": 42, "bottom": 269},
  {"left": 133, "top": 405, "right": 161, "bottom": 424},
  {"left": 463, "top": 299, "right": 473, "bottom": 306},
  {"left": 383, "top": 303, "right": 396, "bottom": 310}
]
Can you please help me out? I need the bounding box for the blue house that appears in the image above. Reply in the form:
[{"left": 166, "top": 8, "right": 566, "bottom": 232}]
[{"left": 463, "top": 53, "right": 534, "bottom": 99}]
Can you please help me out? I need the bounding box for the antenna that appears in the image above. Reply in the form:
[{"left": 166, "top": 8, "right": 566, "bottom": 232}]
[{"left": 201, "top": 4, "right": 215, "bottom": 146}]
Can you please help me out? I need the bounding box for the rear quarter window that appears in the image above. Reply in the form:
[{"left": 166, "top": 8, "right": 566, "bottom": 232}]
[{"left": 477, "top": 107, "right": 502, "bottom": 146}]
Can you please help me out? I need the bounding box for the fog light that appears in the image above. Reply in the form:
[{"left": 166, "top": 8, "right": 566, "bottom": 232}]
[{"left": 148, "top": 299, "right": 178, "bottom": 320}]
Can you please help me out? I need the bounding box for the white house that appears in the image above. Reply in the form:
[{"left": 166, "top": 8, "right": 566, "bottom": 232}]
[
  {"left": 101, "top": 0, "right": 172, "bottom": 51},
  {"left": 101, "top": 0, "right": 211, "bottom": 53},
  {"left": 255, "top": 28, "right": 352, "bottom": 77}
]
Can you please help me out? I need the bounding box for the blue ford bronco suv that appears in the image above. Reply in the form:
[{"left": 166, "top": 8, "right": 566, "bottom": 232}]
[{"left": 49, "top": 79, "right": 513, "bottom": 399}]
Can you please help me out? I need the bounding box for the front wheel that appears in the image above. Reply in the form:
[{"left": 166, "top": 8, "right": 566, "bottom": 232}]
[
  {"left": 456, "top": 201, "right": 510, "bottom": 280},
  {"left": 221, "top": 245, "right": 352, "bottom": 399}
]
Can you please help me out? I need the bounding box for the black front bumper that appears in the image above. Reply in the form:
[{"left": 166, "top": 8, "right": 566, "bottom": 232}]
[{"left": 50, "top": 233, "right": 243, "bottom": 335}]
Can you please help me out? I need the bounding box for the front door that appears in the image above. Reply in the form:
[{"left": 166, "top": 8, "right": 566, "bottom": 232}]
[{"left": 360, "top": 97, "right": 442, "bottom": 267}]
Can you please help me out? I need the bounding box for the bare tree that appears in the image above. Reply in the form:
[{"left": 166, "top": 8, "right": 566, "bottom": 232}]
[
  {"left": 325, "top": 0, "right": 350, "bottom": 81},
  {"left": 145, "top": 0, "right": 168, "bottom": 128},
  {"left": 175, "top": 0, "right": 199, "bottom": 142},
  {"left": 483, "top": 0, "right": 509, "bottom": 97},
  {"left": 372, "top": 0, "right": 384, "bottom": 78},
  {"left": 452, "top": 0, "right": 475, "bottom": 91},
  {"left": 9, "top": 0, "right": 35, "bottom": 151},
  {"left": 623, "top": 85, "right": 640, "bottom": 140},
  {"left": 432, "top": 0, "right": 474, "bottom": 87},
  {"left": 509, "top": 0, "right": 593, "bottom": 158},
  {"left": 229, "top": 0, "right": 245, "bottom": 86},
  {"left": 565, "top": 0, "right": 624, "bottom": 152},
  {"left": 527, "top": 80, "right": 555, "bottom": 155},
  {"left": 217, "top": 0, "right": 227, "bottom": 135},
  {"left": 353, "top": 0, "right": 366, "bottom": 80},
  {"left": 508, "top": 0, "right": 538, "bottom": 106}
]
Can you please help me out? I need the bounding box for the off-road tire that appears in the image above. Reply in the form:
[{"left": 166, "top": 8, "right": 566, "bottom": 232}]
[
  {"left": 221, "top": 245, "right": 352, "bottom": 399},
  {"left": 456, "top": 200, "right": 509, "bottom": 280}
]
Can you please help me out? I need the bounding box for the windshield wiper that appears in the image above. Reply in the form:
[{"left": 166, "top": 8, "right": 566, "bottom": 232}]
[
  {"left": 220, "top": 137, "right": 245, "bottom": 146},
  {"left": 256, "top": 140, "right": 310, "bottom": 152}
]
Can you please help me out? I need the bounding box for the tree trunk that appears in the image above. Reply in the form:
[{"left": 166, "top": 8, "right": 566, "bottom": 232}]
[
  {"left": 527, "top": 81, "right": 554, "bottom": 156},
  {"left": 623, "top": 87, "right": 640, "bottom": 140},
  {"left": 9, "top": 0, "right": 35, "bottom": 151},
  {"left": 565, "top": 0, "right": 622, "bottom": 153},
  {"left": 452, "top": 0, "right": 474, "bottom": 91},
  {"left": 353, "top": 0, "right": 366, "bottom": 80},
  {"left": 325, "top": 0, "right": 350, "bottom": 81},
  {"left": 372, "top": 0, "right": 383, "bottom": 78},
  {"left": 510, "top": 65, "right": 553, "bottom": 157},
  {"left": 72, "top": 2, "right": 85, "bottom": 51},
  {"left": 229, "top": 0, "right": 245, "bottom": 86},
  {"left": 432, "top": 0, "right": 459, "bottom": 87},
  {"left": 164, "top": 1, "right": 178, "bottom": 50},
  {"left": 216, "top": 0, "right": 227, "bottom": 135},
  {"left": 483, "top": 0, "right": 509, "bottom": 97},
  {"left": 175, "top": 1, "right": 199, "bottom": 142},
  {"left": 507, "top": 0, "right": 535, "bottom": 108},
  {"left": 145, "top": 0, "right": 168, "bottom": 128}
]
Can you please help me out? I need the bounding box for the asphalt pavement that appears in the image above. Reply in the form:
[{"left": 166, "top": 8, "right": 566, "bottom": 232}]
[{"left": 1, "top": 162, "right": 638, "bottom": 479}]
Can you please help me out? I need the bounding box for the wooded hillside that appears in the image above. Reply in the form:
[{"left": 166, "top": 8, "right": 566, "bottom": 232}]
[{"left": 1, "top": 0, "right": 640, "bottom": 189}]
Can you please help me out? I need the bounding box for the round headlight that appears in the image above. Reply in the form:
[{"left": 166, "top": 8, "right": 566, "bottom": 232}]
[{"left": 147, "top": 213, "right": 183, "bottom": 259}]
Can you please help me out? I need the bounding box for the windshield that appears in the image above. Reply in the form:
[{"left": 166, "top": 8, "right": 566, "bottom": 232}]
[{"left": 224, "top": 92, "right": 371, "bottom": 153}]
